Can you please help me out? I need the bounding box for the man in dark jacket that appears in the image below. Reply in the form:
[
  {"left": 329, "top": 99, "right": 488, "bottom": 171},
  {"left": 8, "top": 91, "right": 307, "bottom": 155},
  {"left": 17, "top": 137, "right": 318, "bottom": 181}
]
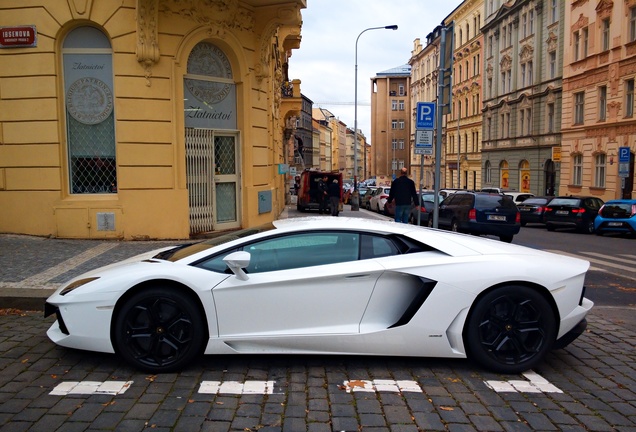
[
  {"left": 386, "top": 167, "right": 418, "bottom": 223},
  {"left": 327, "top": 179, "right": 341, "bottom": 216},
  {"left": 317, "top": 175, "right": 329, "bottom": 214}
]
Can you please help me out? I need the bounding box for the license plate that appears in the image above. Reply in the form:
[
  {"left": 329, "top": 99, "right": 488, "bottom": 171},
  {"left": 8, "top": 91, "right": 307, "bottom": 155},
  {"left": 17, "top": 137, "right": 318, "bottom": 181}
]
[
  {"left": 488, "top": 215, "right": 507, "bottom": 221},
  {"left": 608, "top": 222, "right": 623, "bottom": 227},
  {"left": 519, "top": 208, "right": 530, "bottom": 212},
  {"left": 556, "top": 210, "right": 569, "bottom": 215}
]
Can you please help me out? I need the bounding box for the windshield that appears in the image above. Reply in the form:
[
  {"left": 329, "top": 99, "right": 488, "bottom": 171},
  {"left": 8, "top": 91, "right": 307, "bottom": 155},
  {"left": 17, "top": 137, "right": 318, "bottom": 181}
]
[{"left": 154, "top": 223, "right": 276, "bottom": 261}]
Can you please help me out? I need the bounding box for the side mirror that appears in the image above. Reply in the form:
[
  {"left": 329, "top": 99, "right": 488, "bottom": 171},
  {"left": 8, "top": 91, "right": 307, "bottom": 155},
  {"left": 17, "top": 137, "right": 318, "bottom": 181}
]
[{"left": 223, "top": 251, "right": 251, "bottom": 281}]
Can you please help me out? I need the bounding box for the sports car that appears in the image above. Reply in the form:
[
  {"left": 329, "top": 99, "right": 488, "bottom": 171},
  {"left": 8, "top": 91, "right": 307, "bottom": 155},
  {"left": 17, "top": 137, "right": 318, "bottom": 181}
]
[{"left": 44, "top": 217, "right": 593, "bottom": 374}]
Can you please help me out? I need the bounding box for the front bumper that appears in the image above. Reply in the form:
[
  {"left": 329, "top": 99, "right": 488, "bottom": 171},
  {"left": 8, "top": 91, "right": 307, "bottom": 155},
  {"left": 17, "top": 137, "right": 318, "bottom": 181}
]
[{"left": 554, "top": 318, "right": 587, "bottom": 349}]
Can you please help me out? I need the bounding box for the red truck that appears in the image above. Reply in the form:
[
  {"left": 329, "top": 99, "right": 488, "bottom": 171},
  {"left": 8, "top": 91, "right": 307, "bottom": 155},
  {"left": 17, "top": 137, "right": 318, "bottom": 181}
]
[{"left": 296, "top": 169, "right": 343, "bottom": 213}]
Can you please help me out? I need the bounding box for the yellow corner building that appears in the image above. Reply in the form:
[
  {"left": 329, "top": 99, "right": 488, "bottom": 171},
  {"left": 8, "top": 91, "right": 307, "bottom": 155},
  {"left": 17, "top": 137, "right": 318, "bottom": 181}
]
[{"left": 0, "top": 0, "right": 305, "bottom": 239}]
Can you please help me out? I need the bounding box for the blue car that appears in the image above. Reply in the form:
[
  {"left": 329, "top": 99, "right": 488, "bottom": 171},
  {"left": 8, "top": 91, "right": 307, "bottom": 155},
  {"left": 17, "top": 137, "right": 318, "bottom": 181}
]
[{"left": 594, "top": 199, "right": 636, "bottom": 237}]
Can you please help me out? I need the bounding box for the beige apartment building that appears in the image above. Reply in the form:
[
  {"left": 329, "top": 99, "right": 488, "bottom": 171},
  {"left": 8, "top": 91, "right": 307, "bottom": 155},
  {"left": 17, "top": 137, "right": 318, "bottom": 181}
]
[
  {"left": 561, "top": 0, "right": 635, "bottom": 200},
  {"left": 370, "top": 65, "right": 412, "bottom": 179},
  {"left": 0, "top": 0, "right": 305, "bottom": 239},
  {"left": 409, "top": 29, "right": 444, "bottom": 190},
  {"left": 445, "top": 1, "right": 484, "bottom": 191}
]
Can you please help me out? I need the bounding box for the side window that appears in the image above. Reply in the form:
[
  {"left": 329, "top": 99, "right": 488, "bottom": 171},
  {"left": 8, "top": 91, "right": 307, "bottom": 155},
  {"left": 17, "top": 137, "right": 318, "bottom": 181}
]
[{"left": 360, "top": 235, "right": 399, "bottom": 260}]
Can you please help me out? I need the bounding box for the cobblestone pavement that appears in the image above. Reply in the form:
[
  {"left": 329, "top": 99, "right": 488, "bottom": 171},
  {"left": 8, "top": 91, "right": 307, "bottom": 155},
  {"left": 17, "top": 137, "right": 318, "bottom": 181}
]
[{"left": 0, "top": 206, "right": 635, "bottom": 431}]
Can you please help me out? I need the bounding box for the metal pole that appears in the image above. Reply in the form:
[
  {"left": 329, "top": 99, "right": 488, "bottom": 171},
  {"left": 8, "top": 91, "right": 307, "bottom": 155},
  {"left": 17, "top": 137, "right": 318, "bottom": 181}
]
[
  {"left": 352, "top": 25, "right": 398, "bottom": 211},
  {"left": 433, "top": 27, "right": 448, "bottom": 228}
]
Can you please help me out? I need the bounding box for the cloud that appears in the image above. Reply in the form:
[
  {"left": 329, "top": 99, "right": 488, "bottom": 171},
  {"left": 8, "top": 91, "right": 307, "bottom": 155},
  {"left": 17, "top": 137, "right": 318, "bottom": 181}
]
[{"left": 289, "top": 0, "right": 462, "bottom": 144}]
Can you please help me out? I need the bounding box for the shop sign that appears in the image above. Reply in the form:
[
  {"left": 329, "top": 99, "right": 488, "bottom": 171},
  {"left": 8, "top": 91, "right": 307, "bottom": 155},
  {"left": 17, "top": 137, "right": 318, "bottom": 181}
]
[{"left": 0, "top": 26, "right": 37, "bottom": 48}]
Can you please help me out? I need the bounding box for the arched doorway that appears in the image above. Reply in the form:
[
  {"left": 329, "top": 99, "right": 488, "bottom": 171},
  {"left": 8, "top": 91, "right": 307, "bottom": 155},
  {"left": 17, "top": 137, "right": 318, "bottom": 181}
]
[{"left": 184, "top": 42, "right": 240, "bottom": 234}]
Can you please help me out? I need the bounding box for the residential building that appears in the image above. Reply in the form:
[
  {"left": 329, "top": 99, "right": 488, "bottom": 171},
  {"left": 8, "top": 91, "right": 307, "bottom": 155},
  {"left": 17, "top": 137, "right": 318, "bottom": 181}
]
[
  {"left": 370, "top": 65, "right": 412, "bottom": 179},
  {"left": 481, "top": 0, "right": 562, "bottom": 195},
  {"left": 345, "top": 127, "right": 367, "bottom": 182},
  {"left": 294, "top": 94, "right": 314, "bottom": 170},
  {"left": 0, "top": 0, "right": 306, "bottom": 239},
  {"left": 561, "top": 0, "right": 635, "bottom": 200},
  {"left": 445, "top": 0, "right": 484, "bottom": 191},
  {"left": 409, "top": 28, "right": 444, "bottom": 190}
]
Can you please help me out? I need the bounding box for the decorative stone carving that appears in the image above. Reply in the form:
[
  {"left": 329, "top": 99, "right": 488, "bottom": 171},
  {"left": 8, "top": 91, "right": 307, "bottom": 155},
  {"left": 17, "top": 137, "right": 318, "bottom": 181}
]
[
  {"left": 137, "top": 0, "right": 160, "bottom": 86},
  {"left": 595, "top": 0, "right": 614, "bottom": 20},
  {"left": 520, "top": 44, "right": 534, "bottom": 62},
  {"left": 159, "top": 0, "right": 254, "bottom": 32},
  {"left": 546, "top": 31, "right": 558, "bottom": 52}
]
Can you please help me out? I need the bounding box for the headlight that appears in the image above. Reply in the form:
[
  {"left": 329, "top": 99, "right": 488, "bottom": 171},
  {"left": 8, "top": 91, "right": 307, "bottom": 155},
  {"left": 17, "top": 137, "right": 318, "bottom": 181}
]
[{"left": 60, "top": 277, "right": 99, "bottom": 296}]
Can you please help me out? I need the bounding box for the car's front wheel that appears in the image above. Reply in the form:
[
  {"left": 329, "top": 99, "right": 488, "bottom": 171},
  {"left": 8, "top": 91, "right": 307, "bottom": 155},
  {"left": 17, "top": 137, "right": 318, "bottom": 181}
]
[
  {"left": 464, "top": 285, "right": 556, "bottom": 374},
  {"left": 113, "top": 286, "right": 206, "bottom": 373}
]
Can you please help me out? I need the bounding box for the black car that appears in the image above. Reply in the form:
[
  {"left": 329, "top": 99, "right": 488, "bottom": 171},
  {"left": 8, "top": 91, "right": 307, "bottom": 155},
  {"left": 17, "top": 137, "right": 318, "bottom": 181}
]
[
  {"left": 436, "top": 192, "right": 521, "bottom": 242},
  {"left": 544, "top": 196, "right": 604, "bottom": 234},
  {"left": 517, "top": 196, "right": 555, "bottom": 226}
]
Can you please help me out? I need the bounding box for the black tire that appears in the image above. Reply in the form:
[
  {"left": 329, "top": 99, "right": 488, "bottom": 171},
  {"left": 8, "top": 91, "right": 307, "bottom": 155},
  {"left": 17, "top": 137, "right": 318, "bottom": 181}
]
[
  {"left": 113, "top": 286, "right": 206, "bottom": 373},
  {"left": 499, "top": 235, "right": 513, "bottom": 243},
  {"left": 427, "top": 217, "right": 434, "bottom": 228},
  {"left": 464, "top": 285, "right": 556, "bottom": 374},
  {"left": 520, "top": 221, "right": 527, "bottom": 227},
  {"left": 579, "top": 221, "right": 594, "bottom": 234},
  {"left": 595, "top": 230, "right": 604, "bottom": 236},
  {"left": 546, "top": 224, "right": 555, "bottom": 232}
]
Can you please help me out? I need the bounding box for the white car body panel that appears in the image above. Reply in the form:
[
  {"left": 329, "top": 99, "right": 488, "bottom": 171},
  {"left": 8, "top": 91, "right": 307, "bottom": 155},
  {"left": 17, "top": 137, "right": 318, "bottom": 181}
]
[{"left": 45, "top": 217, "right": 593, "bottom": 372}]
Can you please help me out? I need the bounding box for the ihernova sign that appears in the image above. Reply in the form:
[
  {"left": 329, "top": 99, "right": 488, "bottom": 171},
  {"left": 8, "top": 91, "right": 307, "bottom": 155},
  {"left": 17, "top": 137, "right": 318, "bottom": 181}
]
[{"left": 0, "top": 25, "right": 37, "bottom": 48}]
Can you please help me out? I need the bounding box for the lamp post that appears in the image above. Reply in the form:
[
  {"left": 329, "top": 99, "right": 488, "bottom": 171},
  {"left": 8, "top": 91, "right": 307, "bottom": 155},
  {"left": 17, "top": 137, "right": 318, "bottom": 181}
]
[{"left": 352, "top": 24, "right": 398, "bottom": 210}]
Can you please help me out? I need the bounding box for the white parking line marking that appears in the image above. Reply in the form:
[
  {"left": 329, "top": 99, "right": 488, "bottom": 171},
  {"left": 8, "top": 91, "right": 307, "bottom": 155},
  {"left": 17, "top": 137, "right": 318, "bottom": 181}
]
[
  {"left": 342, "top": 379, "right": 422, "bottom": 393},
  {"left": 198, "top": 380, "right": 277, "bottom": 395},
  {"left": 484, "top": 371, "right": 562, "bottom": 394},
  {"left": 50, "top": 381, "right": 133, "bottom": 396}
]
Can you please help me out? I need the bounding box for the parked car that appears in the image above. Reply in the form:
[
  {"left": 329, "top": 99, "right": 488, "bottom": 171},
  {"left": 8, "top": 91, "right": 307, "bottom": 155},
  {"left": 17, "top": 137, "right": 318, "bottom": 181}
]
[
  {"left": 408, "top": 192, "right": 443, "bottom": 225},
  {"left": 481, "top": 188, "right": 534, "bottom": 204},
  {"left": 369, "top": 187, "right": 391, "bottom": 213},
  {"left": 517, "top": 196, "right": 555, "bottom": 226},
  {"left": 437, "top": 192, "right": 521, "bottom": 242},
  {"left": 45, "top": 216, "right": 593, "bottom": 374},
  {"left": 363, "top": 186, "right": 382, "bottom": 210},
  {"left": 594, "top": 199, "right": 636, "bottom": 237},
  {"left": 544, "top": 196, "right": 604, "bottom": 234}
]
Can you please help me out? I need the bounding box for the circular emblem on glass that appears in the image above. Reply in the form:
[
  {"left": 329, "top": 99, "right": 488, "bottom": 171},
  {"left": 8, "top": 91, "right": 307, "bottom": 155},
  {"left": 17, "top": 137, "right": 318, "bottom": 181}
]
[
  {"left": 186, "top": 42, "right": 233, "bottom": 104},
  {"left": 66, "top": 77, "right": 114, "bottom": 125}
]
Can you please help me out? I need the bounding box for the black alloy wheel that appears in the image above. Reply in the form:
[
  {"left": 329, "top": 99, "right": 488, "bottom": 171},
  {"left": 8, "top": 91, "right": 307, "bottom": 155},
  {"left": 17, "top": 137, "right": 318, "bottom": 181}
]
[
  {"left": 114, "top": 286, "right": 206, "bottom": 373},
  {"left": 464, "top": 285, "right": 556, "bottom": 374}
]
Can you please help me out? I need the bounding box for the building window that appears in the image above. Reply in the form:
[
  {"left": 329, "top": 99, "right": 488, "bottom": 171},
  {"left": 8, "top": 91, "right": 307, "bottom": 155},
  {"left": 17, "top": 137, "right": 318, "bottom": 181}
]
[
  {"left": 398, "top": 139, "right": 405, "bottom": 150},
  {"left": 547, "top": 103, "right": 555, "bottom": 133},
  {"left": 63, "top": 26, "right": 116, "bottom": 194},
  {"left": 594, "top": 154, "right": 606, "bottom": 188},
  {"left": 550, "top": 0, "right": 558, "bottom": 24},
  {"left": 582, "top": 27, "right": 589, "bottom": 58},
  {"left": 599, "top": 85, "right": 607, "bottom": 121},
  {"left": 549, "top": 51, "right": 556, "bottom": 79},
  {"left": 626, "top": 79, "right": 634, "bottom": 117},
  {"left": 488, "top": 77, "right": 493, "bottom": 98},
  {"left": 631, "top": 7, "right": 636, "bottom": 42},
  {"left": 392, "top": 139, "right": 397, "bottom": 150},
  {"left": 574, "top": 92, "right": 585, "bottom": 124},
  {"left": 488, "top": 35, "right": 493, "bottom": 57},
  {"left": 572, "top": 154, "right": 583, "bottom": 186},
  {"left": 487, "top": 117, "right": 492, "bottom": 140},
  {"left": 399, "top": 120, "right": 405, "bottom": 129},
  {"left": 398, "top": 100, "right": 405, "bottom": 110},
  {"left": 391, "top": 119, "right": 398, "bottom": 129},
  {"left": 484, "top": 160, "right": 492, "bottom": 184},
  {"left": 391, "top": 100, "right": 397, "bottom": 110},
  {"left": 398, "top": 84, "right": 405, "bottom": 96},
  {"left": 602, "top": 18, "right": 610, "bottom": 51},
  {"left": 574, "top": 30, "right": 580, "bottom": 61},
  {"left": 522, "top": 13, "right": 528, "bottom": 38},
  {"left": 529, "top": 10, "right": 534, "bottom": 35}
]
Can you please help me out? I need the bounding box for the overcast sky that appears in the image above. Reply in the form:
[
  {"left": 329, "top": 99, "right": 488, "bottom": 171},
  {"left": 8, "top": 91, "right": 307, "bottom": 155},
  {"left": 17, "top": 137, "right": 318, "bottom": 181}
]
[{"left": 289, "top": 0, "right": 464, "bottom": 145}]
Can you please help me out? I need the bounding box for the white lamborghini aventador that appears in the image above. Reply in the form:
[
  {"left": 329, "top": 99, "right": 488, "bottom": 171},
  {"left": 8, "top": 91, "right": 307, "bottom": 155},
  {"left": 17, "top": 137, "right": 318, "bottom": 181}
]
[{"left": 45, "top": 217, "right": 593, "bottom": 374}]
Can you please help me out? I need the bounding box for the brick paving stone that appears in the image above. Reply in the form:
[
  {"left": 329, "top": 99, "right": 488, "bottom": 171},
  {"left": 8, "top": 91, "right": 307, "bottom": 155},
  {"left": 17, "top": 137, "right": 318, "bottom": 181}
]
[
  {"left": 468, "top": 414, "right": 504, "bottom": 431},
  {"left": 383, "top": 405, "right": 413, "bottom": 424},
  {"left": 306, "top": 424, "right": 331, "bottom": 432},
  {"left": 200, "top": 420, "right": 231, "bottom": 432},
  {"left": 359, "top": 413, "right": 386, "bottom": 427},
  {"left": 575, "top": 414, "right": 615, "bottom": 431},
  {"left": 331, "top": 416, "right": 359, "bottom": 431}
]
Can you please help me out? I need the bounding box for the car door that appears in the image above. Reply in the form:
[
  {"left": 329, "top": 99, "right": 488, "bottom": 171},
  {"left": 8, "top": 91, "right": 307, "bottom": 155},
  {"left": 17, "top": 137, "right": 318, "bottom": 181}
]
[
  {"left": 211, "top": 231, "right": 385, "bottom": 337},
  {"left": 438, "top": 194, "right": 462, "bottom": 228}
]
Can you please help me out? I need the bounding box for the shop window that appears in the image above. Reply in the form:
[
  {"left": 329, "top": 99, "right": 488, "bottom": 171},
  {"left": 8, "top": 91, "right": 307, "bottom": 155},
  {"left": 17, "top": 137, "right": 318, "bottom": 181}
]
[{"left": 62, "top": 27, "right": 116, "bottom": 194}]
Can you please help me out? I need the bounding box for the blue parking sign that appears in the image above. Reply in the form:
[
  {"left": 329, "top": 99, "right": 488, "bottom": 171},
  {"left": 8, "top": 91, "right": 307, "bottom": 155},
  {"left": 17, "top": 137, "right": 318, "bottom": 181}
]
[
  {"left": 416, "top": 102, "right": 435, "bottom": 129},
  {"left": 619, "top": 146, "right": 631, "bottom": 163}
]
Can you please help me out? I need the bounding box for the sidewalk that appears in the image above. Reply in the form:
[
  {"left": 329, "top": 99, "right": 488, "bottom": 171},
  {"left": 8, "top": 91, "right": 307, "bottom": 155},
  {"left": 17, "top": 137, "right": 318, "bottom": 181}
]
[{"left": 0, "top": 205, "right": 388, "bottom": 310}]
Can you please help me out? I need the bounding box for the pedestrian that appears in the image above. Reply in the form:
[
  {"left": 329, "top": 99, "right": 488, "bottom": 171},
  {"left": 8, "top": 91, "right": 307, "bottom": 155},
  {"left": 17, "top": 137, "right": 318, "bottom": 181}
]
[
  {"left": 328, "top": 179, "right": 340, "bottom": 216},
  {"left": 317, "top": 175, "right": 329, "bottom": 214},
  {"left": 386, "top": 167, "right": 418, "bottom": 223}
]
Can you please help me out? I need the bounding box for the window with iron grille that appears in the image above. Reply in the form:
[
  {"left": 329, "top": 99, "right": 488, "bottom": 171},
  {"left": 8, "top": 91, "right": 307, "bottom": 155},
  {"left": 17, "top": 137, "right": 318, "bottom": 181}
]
[{"left": 62, "top": 27, "right": 116, "bottom": 194}]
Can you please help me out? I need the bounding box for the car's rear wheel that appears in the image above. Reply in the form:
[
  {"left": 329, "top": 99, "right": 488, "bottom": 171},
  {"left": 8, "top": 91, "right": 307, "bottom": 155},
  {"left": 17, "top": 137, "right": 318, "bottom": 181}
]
[
  {"left": 464, "top": 285, "right": 556, "bottom": 374},
  {"left": 546, "top": 224, "right": 555, "bottom": 232},
  {"left": 578, "top": 221, "right": 595, "bottom": 234},
  {"left": 499, "top": 235, "right": 513, "bottom": 243},
  {"left": 113, "top": 286, "right": 206, "bottom": 373}
]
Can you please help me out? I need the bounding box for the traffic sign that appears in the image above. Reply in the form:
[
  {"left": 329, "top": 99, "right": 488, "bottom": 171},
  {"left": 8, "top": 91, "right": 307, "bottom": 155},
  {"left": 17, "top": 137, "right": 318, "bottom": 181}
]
[
  {"left": 416, "top": 102, "right": 435, "bottom": 129},
  {"left": 415, "top": 130, "right": 433, "bottom": 147},
  {"left": 619, "top": 146, "right": 631, "bottom": 163},
  {"left": 415, "top": 148, "right": 433, "bottom": 155},
  {"left": 619, "top": 146, "right": 631, "bottom": 178}
]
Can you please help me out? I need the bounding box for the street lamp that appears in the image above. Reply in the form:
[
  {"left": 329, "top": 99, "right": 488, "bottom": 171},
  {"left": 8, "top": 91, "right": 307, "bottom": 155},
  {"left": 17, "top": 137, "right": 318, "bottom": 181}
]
[{"left": 352, "top": 24, "right": 398, "bottom": 210}]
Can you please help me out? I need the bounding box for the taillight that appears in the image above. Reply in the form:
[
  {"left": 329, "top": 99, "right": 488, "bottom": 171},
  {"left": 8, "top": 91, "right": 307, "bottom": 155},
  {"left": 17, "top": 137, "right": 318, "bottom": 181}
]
[
  {"left": 515, "top": 212, "right": 521, "bottom": 223},
  {"left": 545, "top": 207, "right": 553, "bottom": 212},
  {"left": 598, "top": 204, "right": 605, "bottom": 216},
  {"left": 571, "top": 208, "right": 585, "bottom": 214},
  {"left": 420, "top": 207, "right": 427, "bottom": 213},
  {"left": 468, "top": 208, "right": 476, "bottom": 221}
]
